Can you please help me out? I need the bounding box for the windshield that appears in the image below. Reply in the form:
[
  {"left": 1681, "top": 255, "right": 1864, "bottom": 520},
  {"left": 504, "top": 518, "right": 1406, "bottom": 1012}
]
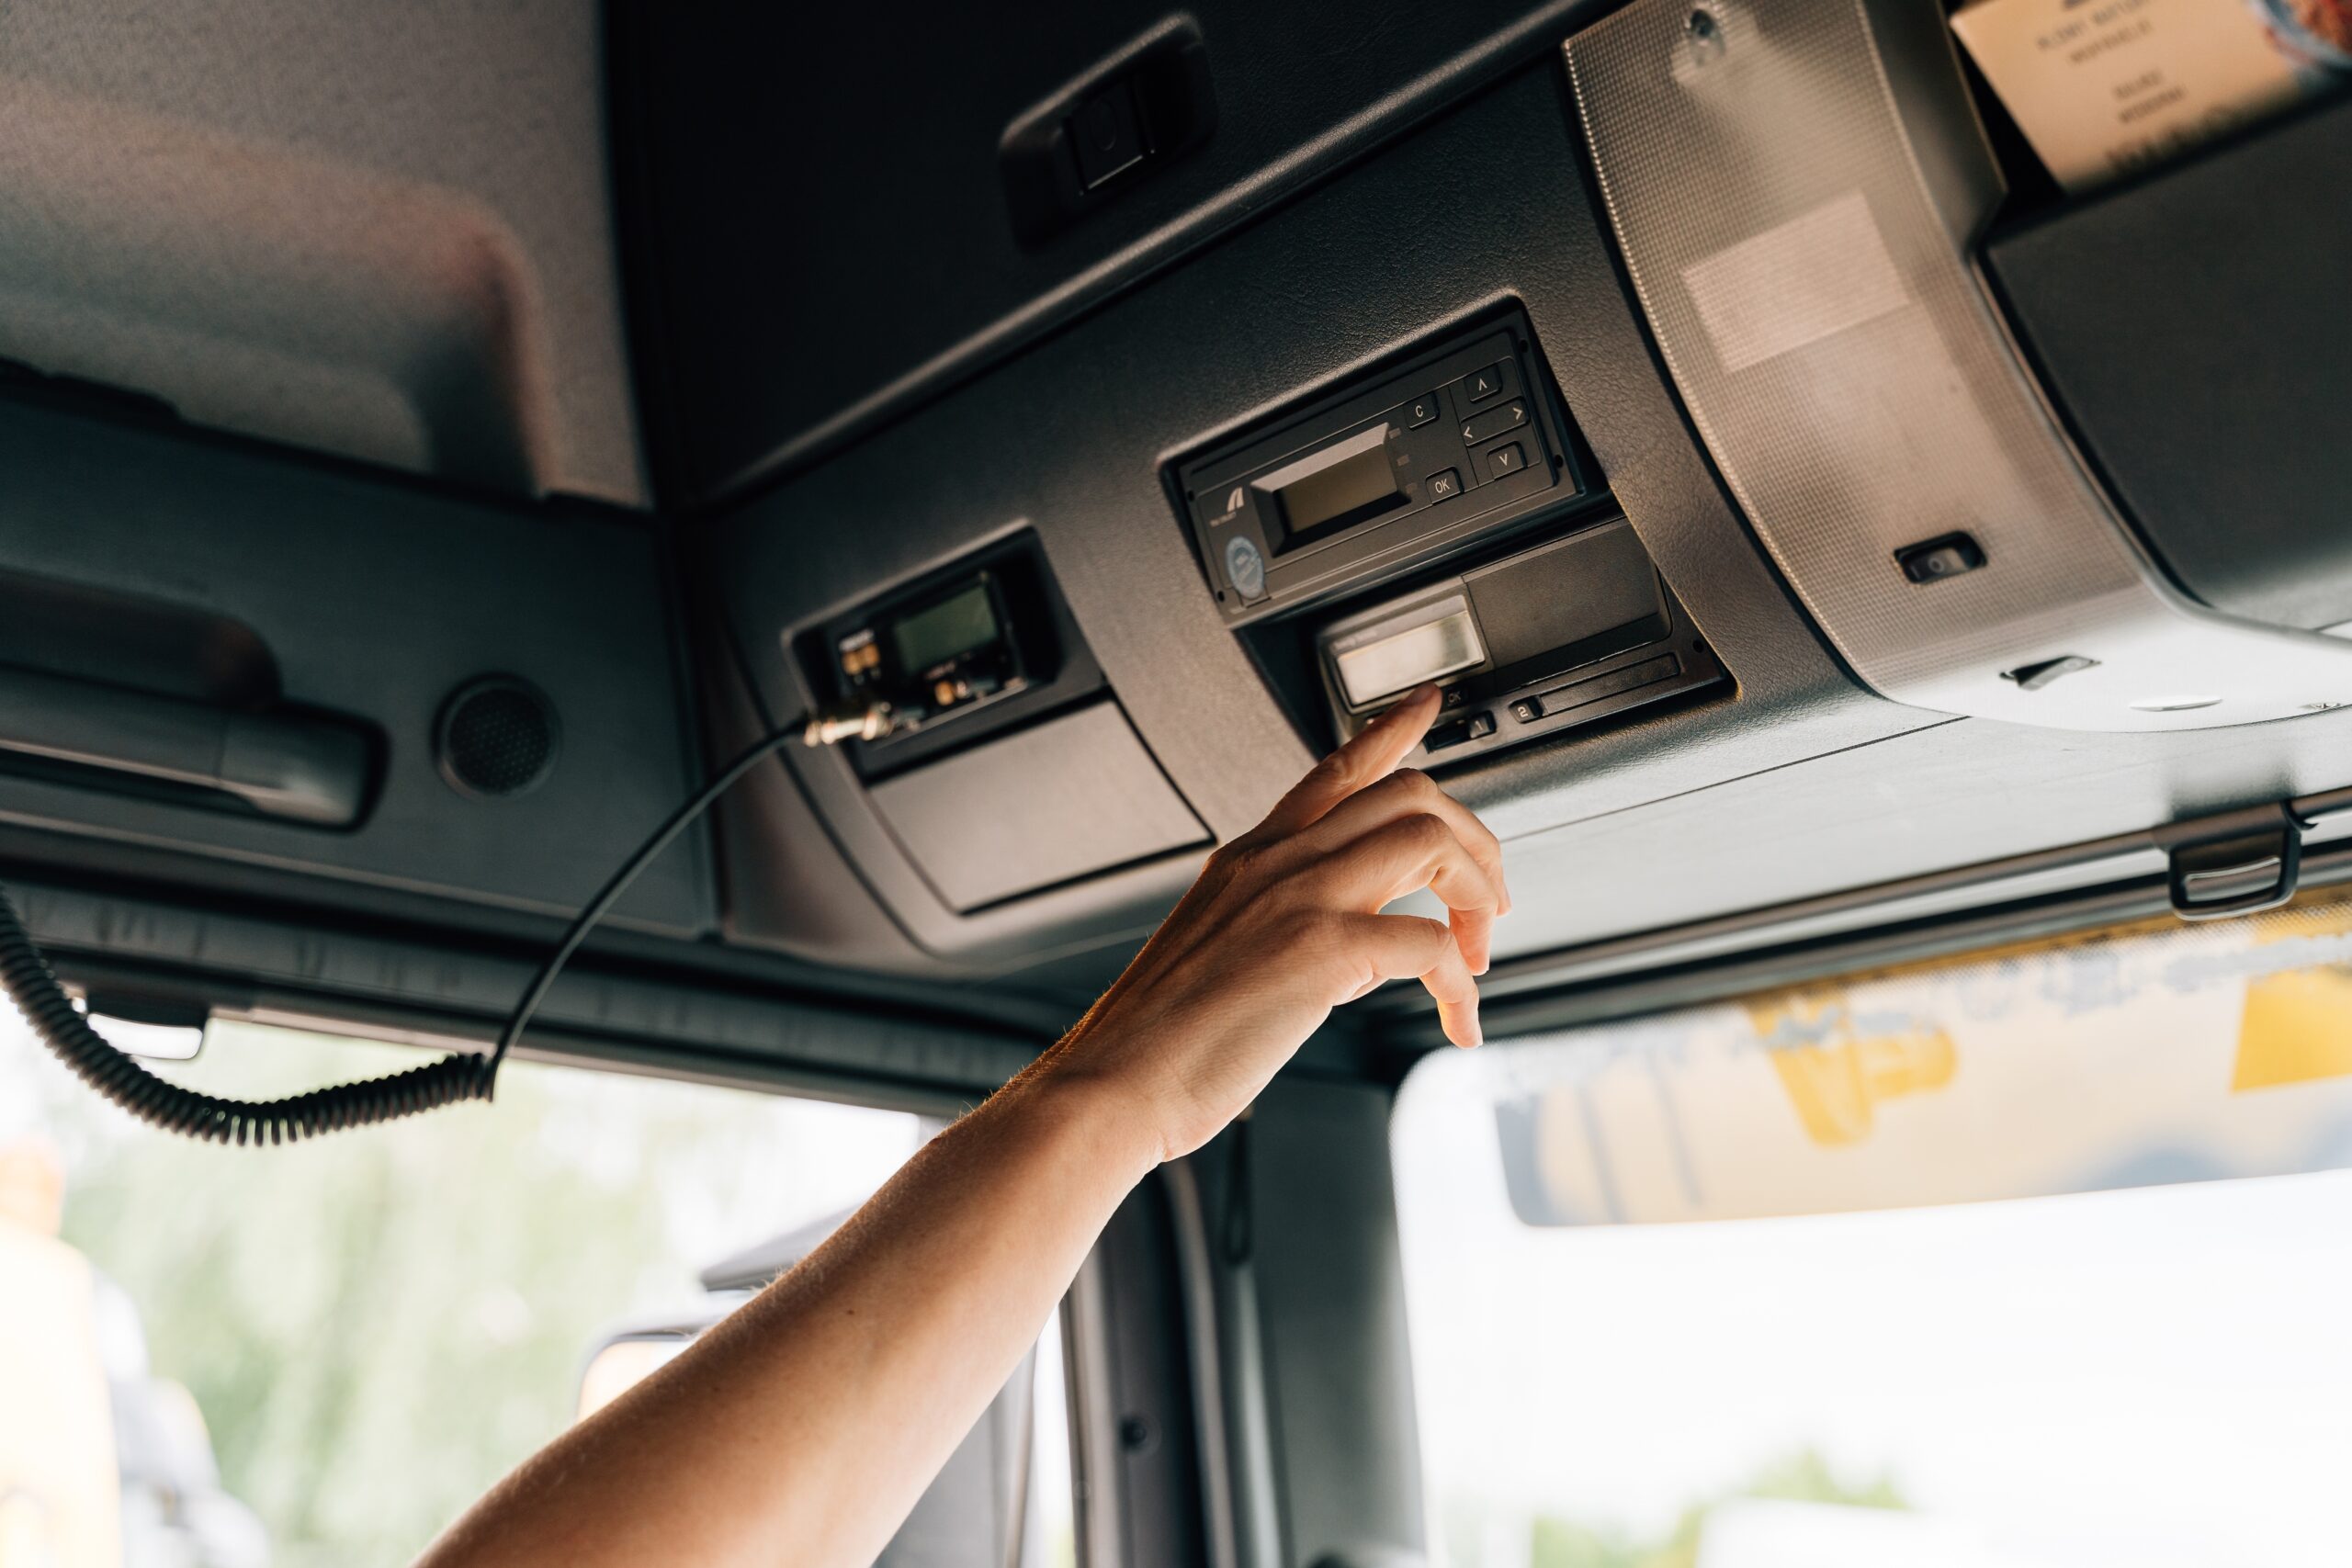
[{"left": 1394, "top": 891, "right": 2352, "bottom": 1568}]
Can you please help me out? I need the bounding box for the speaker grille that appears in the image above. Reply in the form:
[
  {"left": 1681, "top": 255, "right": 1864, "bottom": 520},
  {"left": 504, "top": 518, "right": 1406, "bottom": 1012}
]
[{"left": 436, "top": 677, "right": 560, "bottom": 798}]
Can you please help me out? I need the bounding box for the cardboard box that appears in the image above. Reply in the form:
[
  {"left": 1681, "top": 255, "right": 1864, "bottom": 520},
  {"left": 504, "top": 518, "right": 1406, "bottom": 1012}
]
[{"left": 1952, "top": 0, "right": 2336, "bottom": 190}]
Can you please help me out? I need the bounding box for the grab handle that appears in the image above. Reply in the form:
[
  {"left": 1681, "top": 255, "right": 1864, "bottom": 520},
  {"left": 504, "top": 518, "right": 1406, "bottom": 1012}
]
[{"left": 0, "top": 665, "right": 372, "bottom": 827}]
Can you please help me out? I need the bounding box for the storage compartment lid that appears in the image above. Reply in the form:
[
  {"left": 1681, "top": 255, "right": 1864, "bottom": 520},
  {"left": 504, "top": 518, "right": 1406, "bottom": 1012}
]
[{"left": 867, "top": 701, "right": 1206, "bottom": 912}]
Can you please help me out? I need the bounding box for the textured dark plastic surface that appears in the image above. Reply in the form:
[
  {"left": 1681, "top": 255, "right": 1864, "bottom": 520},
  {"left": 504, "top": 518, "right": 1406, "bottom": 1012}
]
[
  {"left": 0, "top": 665, "right": 375, "bottom": 827},
  {"left": 613, "top": 0, "right": 1599, "bottom": 502},
  {"left": 1245, "top": 1080, "right": 1425, "bottom": 1565},
  {"left": 1988, "top": 94, "right": 2352, "bottom": 632},
  {"left": 6, "top": 872, "right": 1052, "bottom": 1101},
  {"left": 0, "top": 393, "right": 707, "bottom": 932},
  {"left": 1067, "top": 1179, "right": 1208, "bottom": 1568},
  {"left": 999, "top": 18, "right": 1219, "bottom": 246}
]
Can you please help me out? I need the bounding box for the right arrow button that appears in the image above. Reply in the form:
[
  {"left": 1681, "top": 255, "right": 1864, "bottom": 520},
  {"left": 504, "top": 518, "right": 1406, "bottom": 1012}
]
[{"left": 1462, "top": 400, "right": 1529, "bottom": 445}]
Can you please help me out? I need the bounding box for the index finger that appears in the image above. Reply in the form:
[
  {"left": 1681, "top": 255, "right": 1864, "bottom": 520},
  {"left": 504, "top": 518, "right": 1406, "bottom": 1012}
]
[{"left": 1255, "top": 683, "right": 1442, "bottom": 838}]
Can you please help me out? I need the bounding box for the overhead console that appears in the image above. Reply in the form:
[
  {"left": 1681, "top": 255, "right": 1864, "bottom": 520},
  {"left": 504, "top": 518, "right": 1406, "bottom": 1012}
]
[
  {"left": 1173, "top": 310, "right": 1725, "bottom": 767},
  {"left": 698, "top": 48, "right": 1938, "bottom": 979},
  {"left": 720, "top": 299, "right": 1746, "bottom": 973}
]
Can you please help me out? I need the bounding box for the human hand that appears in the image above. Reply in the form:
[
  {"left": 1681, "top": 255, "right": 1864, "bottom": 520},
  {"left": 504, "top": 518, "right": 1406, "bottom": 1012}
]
[{"left": 1046, "top": 684, "right": 1509, "bottom": 1163}]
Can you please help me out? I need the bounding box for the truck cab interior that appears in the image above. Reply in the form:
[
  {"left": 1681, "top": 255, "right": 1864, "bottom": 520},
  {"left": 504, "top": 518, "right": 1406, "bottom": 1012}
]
[{"left": 4, "top": 0, "right": 2350, "bottom": 1563}]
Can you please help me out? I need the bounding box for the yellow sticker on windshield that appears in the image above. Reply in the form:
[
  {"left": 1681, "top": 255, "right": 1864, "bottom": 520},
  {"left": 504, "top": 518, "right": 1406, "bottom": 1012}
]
[
  {"left": 1749, "top": 995, "right": 1958, "bottom": 1147},
  {"left": 2233, "top": 966, "right": 2352, "bottom": 1092}
]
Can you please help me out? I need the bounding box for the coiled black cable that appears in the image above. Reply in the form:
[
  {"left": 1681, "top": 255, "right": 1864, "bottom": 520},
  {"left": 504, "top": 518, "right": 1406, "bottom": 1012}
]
[{"left": 0, "top": 726, "right": 803, "bottom": 1147}]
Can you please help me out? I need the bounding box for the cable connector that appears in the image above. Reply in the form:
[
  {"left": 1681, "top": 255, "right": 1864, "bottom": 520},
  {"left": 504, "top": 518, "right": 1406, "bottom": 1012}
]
[{"left": 803, "top": 702, "right": 893, "bottom": 748}]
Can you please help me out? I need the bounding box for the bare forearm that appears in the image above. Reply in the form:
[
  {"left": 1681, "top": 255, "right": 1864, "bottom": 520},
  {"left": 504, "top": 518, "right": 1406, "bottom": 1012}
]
[
  {"left": 419, "top": 686, "right": 1498, "bottom": 1566},
  {"left": 415, "top": 1060, "right": 1156, "bottom": 1568}
]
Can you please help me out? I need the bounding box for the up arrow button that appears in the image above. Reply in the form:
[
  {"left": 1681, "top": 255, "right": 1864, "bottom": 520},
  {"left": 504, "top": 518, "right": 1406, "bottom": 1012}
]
[{"left": 1462, "top": 364, "right": 1506, "bottom": 403}]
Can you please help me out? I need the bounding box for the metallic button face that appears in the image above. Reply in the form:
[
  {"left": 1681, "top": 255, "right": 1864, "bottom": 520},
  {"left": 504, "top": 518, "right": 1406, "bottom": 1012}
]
[{"left": 1224, "top": 535, "right": 1267, "bottom": 600}]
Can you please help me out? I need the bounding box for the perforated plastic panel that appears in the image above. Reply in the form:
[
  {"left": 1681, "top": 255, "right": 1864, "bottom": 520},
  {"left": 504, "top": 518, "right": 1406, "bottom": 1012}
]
[{"left": 1566, "top": 0, "right": 2352, "bottom": 731}]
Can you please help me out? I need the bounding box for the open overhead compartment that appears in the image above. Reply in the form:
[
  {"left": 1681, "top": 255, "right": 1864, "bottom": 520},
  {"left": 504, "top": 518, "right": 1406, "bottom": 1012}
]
[{"left": 1985, "top": 92, "right": 2352, "bottom": 636}]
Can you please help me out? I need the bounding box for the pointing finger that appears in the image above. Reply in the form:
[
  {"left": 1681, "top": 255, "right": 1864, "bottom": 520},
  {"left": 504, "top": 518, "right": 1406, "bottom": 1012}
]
[{"left": 1255, "top": 684, "right": 1442, "bottom": 838}]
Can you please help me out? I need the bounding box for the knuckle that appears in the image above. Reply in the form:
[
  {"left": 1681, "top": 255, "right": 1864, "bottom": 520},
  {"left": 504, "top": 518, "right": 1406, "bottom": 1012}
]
[
  {"left": 1239, "top": 837, "right": 1321, "bottom": 896},
  {"left": 1401, "top": 812, "right": 1453, "bottom": 852},
  {"left": 1290, "top": 847, "right": 1351, "bottom": 896},
  {"left": 1204, "top": 840, "right": 1261, "bottom": 885},
  {"left": 1394, "top": 768, "right": 1440, "bottom": 803},
  {"left": 1366, "top": 768, "right": 1434, "bottom": 810},
  {"left": 1307, "top": 750, "right": 1355, "bottom": 790}
]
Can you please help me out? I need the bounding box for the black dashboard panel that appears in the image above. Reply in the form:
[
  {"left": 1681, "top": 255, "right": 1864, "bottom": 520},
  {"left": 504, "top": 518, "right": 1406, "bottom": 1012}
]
[{"left": 615, "top": 0, "right": 1599, "bottom": 503}]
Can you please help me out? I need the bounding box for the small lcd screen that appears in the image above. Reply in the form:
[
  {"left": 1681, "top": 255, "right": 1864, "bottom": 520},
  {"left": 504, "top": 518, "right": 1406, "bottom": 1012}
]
[
  {"left": 1274, "top": 443, "right": 1400, "bottom": 546},
  {"left": 891, "top": 583, "right": 1000, "bottom": 673}
]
